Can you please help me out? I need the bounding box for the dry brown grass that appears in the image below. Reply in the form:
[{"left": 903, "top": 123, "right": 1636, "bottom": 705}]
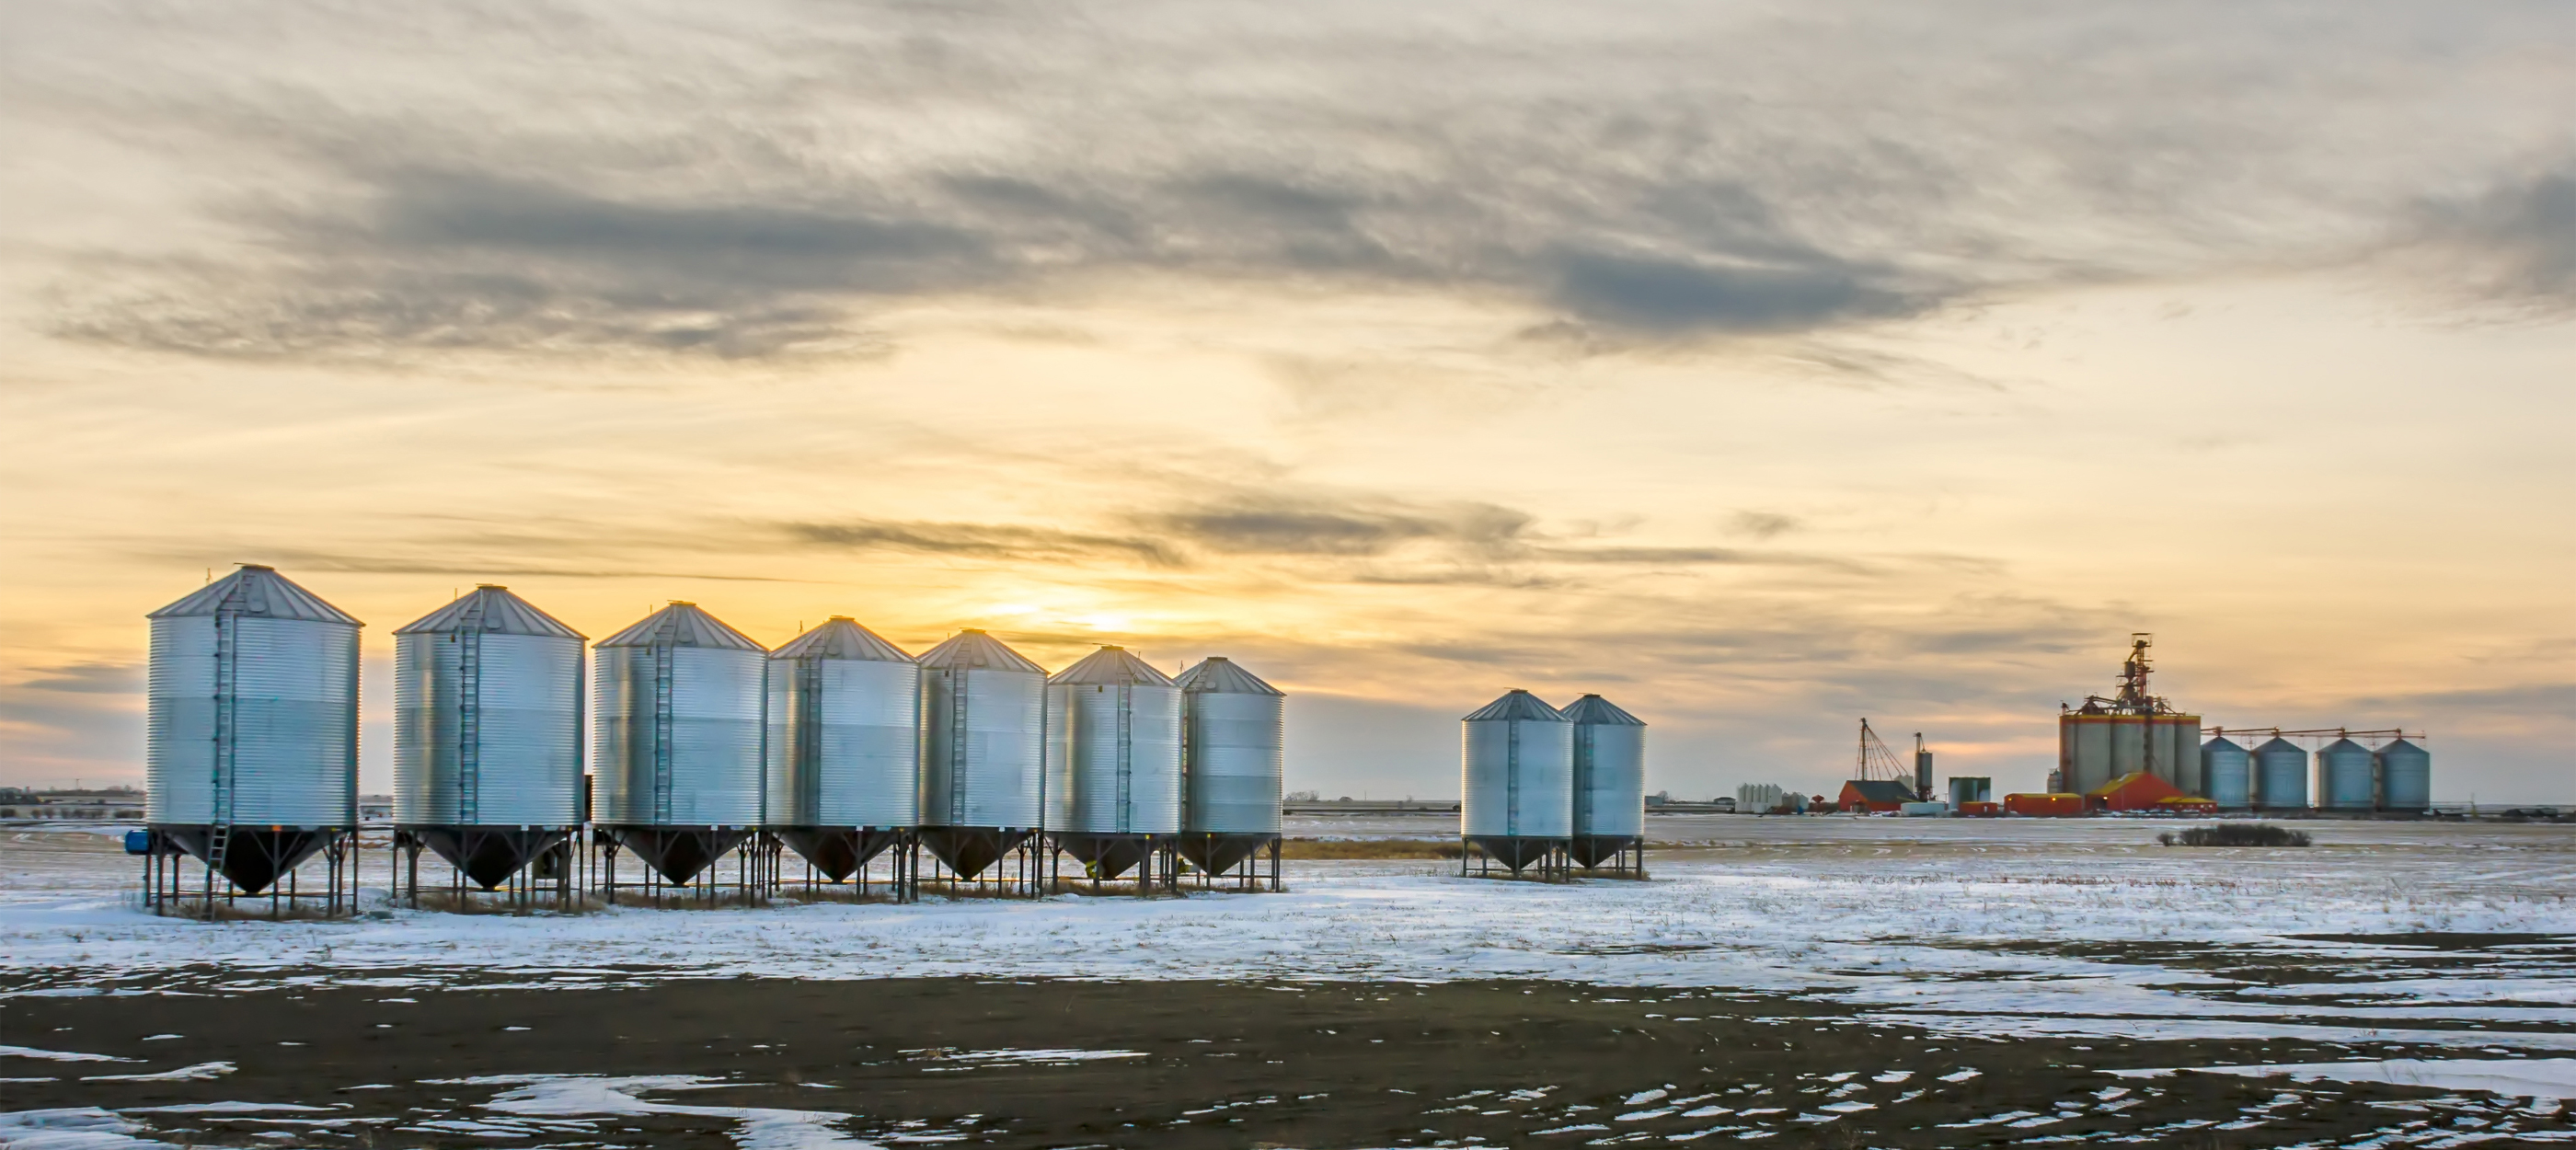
[{"left": 1282, "top": 838, "right": 1464, "bottom": 860}]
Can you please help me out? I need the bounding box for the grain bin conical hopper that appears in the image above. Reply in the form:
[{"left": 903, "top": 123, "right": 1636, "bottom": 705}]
[
  {"left": 592, "top": 602, "right": 766, "bottom": 884},
  {"left": 1174, "top": 657, "right": 1284, "bottom": 876},
  {"left": 146, "top": 565, "right": 361, "bottom": 895},
  {"left": 1459, "top": 689, "right": 1572, "bottom": 875},
  {"left": 1561, "top": 694, "right": 1645, "bottom": 868},
  {"left": 914, "top": 629, "right": 1046, "bottom": 879},
  {"left": 1044, "top": 646, "right": 1182, "bottom": 880},
  {"left": 766, "top": 617, "right": 921, "bottom": 880}
]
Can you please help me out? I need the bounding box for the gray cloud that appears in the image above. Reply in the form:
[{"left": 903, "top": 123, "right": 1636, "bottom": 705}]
[
  {"left": 1136, "top": 496, "right": 1530, "bottom": 558},
  {"left": 788, "top": 520, "right": 1185, "bottom": 567},
  {"left": 15, "top": 662, "right": 143, "bottom": 695},
  {"left": 2417, "top": 168, "right": 2576, "bottom": 306},
  {"left": 1729, "top": 512, "right": 1802, "bottom": 540}
]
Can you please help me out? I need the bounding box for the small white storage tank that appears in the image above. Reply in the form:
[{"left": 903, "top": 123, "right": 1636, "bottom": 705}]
[
  {"left": 592, "top": 602, "right": 767, "bottom": 884},
  {"left": 391, "top": 585, "right": 586, "bottom": 890},
  {"left": 2375, "top": 738, "right": 2432, "bottom": 812},
  {"left": 1175, "top": 656, "right": 1284, "bottom": 876},
  {"left": 915, "top": 629, "right": 1047, "bottom": 879},
  {"left": 1459, "top": 689, "right": 1572, "bottom": 874},
  {"left": 765, "top": 616, "right": 921, "bottom": 880},
  {"left": 145, "top": 565, "right": 361, "bottom": 894},
  {"left": 1561, "top": 694, "right": 1645, "bottom": 869},
  {"left": 1044, "top": 646, "right": 1182, "bottom": 879}
]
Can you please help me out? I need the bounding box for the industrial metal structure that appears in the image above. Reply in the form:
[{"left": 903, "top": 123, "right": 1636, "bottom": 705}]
[
  {"left": 592, "top": 602, "right": 770, "bottom": 898},
  {"left": 142, "top": 565, "right": 362, "bottom": 917},
  {"left": 2059, "top": 635, "right": 2203, "bottom": 795},
  {"left": 390, "top": 585, "right": 586, "bottom": 905},
  {"left": 2377, "top": 737, "right": 2432, "bottom": 812},
  {"left": 1175, "top": 656, "right": 1285, "bottom": 891},
  {"left": 765, "top": 616, "right": 922, "bottom": 901},
  {"left": 1562, "top": 694, "right": 1645, "bottom": 876},
  {"left": 1044, "top": 646, "right": 1183, "bottom": 891},
  {"left": 2201, "top": 735, "right": 2252, "bottom": 810},
  {"left": 2251, "top": 736, "right": 2309, "bottom": 810},
  {"left": 1458, "top": 689, "right": 1572, "bottom": 879},
  {"left": 915, "top": 628, "right": 1048, "bottom": 891},
  {"left": 2315, "top": 737, "right": 2376, "bottom": 811}
]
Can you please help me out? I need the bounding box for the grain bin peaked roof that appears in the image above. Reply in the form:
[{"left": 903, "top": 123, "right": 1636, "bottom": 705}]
[
  {"left": 1175, "top": 657, "right": 1282, "bottom": 696},
  {"left": 771, "top": 616, "right": 913, "bottom": 662},
  {"left": 1560, "top": 694, "right": 1644, "bottom": 726},
  {"left": 1463, "top": 689, "right": 1567, "bottom": 722},
  {"left": 1049, "top": 645, "right": 1176, "bottom": 687},
  {"left": 392, "top": 584, "right": 583, "bottom": 639},
  {"left": 148, "top": 564, "right": 360, "bottom": 625},
  {"left": 596, "top": 602, "right": 765, "bottom": 650},
  {"left": 916, "top": 628, "right": 1046, "bottom": 673}
]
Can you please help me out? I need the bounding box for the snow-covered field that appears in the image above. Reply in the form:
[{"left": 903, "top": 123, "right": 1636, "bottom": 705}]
[{"left": 6, "top": 817, "right": 2575, "bottom": 1052}]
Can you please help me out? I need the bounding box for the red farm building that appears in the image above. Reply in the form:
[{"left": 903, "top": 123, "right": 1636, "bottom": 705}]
[{"left": 1837, "top": 779, "right": 1916, "bottom": 813}]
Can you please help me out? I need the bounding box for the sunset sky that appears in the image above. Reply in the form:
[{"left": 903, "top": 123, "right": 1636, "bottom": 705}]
[{"left": 5, "top": 1, "right": 2571, "bottom": 801}]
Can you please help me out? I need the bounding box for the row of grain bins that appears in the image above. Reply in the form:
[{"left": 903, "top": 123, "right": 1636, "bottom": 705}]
[
  {"left": 2197, "top": 733, "right": 2431, "bottom": 811},
  {"left": 1458, "top": 689, "right": 1647, "bottom": 879},
  {"left": 141, "top": 565, "right": 1285, "bottom": 903}
]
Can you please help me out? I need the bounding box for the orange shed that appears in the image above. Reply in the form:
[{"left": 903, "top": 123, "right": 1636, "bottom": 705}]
[
  {"left": 2154, "top": 795, "right": 2219, "bottom": 816},
  {"left": 2003, "top": 792, "right": 2085, "bottom": 817},
  {"left": 2085, "top": 771, "right": 2183, "bottom": 812},
  {"left": 1957, "top": 800, "right": 2002, "bottom": 817}
]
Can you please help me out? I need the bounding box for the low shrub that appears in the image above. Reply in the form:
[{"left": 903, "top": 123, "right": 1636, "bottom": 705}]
[{"left": 2158, "top": 822, "right": 2312, "bottom": 847}]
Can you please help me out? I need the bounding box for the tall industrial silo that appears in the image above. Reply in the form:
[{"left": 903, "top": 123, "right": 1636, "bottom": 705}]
[
  {"left": 2315, "top": 738, "right": 2375, "bottom": 811},
  {"left": 2155, "top": 715, "right": 2204, "bottom": 795},
  {"left": 1459, "top": 689, "right": 1573, "bottom": 876},
  {"left": 2375, "top": 737, "right": 2432, "bottom": 812},
  {"left": 145, "top": 565, "right": 361, "bottom": 897},
  {"left": 392, "top": 585, "right": 585, "bottom": 891},
  {"left": 765, "top": 617, "right": 921, "bottom": 883},
  {"left": 2201, "top": 736, "right": 2251, "bottom": 810},
  {"left": 915, "top": 629, "right": 1047, "bottom": 880},
  {"left": 592, "top": 602, "right": 767, "bottom": 885},
  {"left": 2252, "top": 736, "right": 2308, "bottom": 810},
  {"left": 1562, "top": 695, "right": 1645, "bottom": 870},
  {"left": 1174, "top": 657, "right": 1284, "bottom": 880},
  {"left": 1044, "top": 646, "right": 1182, "bottom": 881}
]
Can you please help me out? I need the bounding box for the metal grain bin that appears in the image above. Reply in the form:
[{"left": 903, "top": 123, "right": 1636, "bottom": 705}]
[
  {"left": 391, "top": 585, "right": 586, "bottom": 889},
  {"left": 592, "top": 602, "right": 767, "bottom": 884},
  {"left": 1174, "top": 657, "right": 1284, "bottom": 875},
  {"left": 1561, "top": 694, "right": 1645, "bottom": 869},
  {"left": 765, "top": 616, "right": 921, "bottom": 880},
  {"left": 2375, "top": 737, "right": 2432, "bottom": 812},
  {"left": 145, "top": 564, "right": 361, "bottom": 894},
  {"left": 2201, "top": 736, "right": 2251, "bottom": 810},
  {"left": 2315, "top": 737, "right": 2375, "bottom": 811},
  {"left": 1044, "top": 646, "right": 1182, "bottom": 879},
  {"left": 2252, "top": 736, "right": 2308, "bottom": 810},
  {"left": 1460, "top": 689, "right": 1572, "bottom": 874},
  {"left": 915, "top": 629, "right": 1046, "bottom": 879}
]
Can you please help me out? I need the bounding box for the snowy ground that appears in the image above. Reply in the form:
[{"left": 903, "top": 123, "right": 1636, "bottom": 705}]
[{"left": 6, "top": 816, "right": 2575, "bottom": 1055}]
